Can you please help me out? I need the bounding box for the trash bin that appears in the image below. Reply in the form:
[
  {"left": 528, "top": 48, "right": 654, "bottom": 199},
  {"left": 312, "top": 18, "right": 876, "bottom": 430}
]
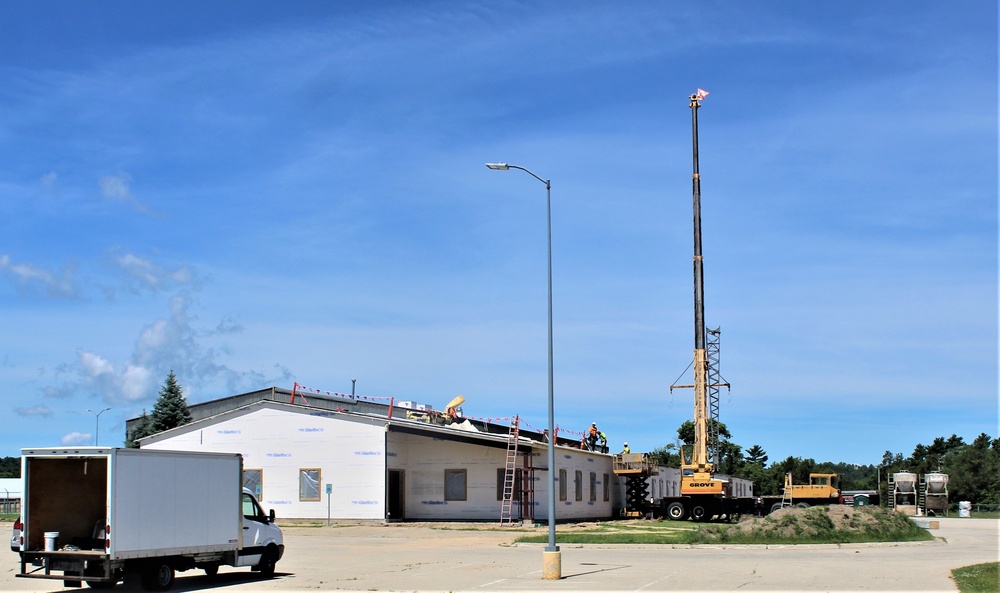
[{"left": 958, "top": 501, "right": 971, "bottom": 517}]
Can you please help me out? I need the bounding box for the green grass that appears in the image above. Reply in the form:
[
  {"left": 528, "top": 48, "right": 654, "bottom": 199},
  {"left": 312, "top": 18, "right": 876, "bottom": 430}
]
[
  {"left": 514, "top": 521, "right": 697, "bottom": 545},
  {"left": 969, "top": 511, "right": 1000, "bottom": 519},
  {"left": 952, "top": 562, "right": 999, "bottom": 593}
]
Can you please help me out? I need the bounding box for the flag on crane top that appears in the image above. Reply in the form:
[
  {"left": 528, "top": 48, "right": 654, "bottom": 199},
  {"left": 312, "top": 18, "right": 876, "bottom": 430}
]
[{"left": 696, "top": 88, "right": 710, "bottom": 100}]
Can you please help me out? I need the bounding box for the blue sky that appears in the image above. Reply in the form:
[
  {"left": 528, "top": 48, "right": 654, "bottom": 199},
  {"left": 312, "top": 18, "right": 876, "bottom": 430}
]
[{"left": 1, "top": 1, "right": 995, "bottom": 465}]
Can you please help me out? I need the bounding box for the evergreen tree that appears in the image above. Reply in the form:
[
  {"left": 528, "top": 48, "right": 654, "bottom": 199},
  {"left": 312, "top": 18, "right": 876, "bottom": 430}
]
[
  {"left": 745, "top": 444, "right": 768, "bottom": 466},
  {"left": 125, "top": 410, "right": 153, "bottom": 448},
  {"left": 150, "top": 371, "right": 192, "bottom": 433}
]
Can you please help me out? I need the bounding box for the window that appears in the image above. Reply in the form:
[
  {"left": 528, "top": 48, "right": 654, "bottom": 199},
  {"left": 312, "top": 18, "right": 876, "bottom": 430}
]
[
  {"left": 589, "top": 472, "right": 597, "bottom": 502},
  {"left": 575, "top": 470, "right": 583, "bottom": 501},
  {"left": 299, "top": 468, "right": 321, "bottom": 501},
  {"left": 242, "top": 491, "right": 266, "bottom": 522},
  {"left": 603, "top": 473, "right": 610, "bottom": 502},
  {"left": 559, "top": 469, "right": 567, "bottom": 501},
  {"left": 496, "top": 468, "right": 522, "bottom": 501},
  {"left": 445, "top": 469, "right": 467, "bottom": 501},
  {"left": 243, "top": 469, "right": 262, "bottom": 500}
]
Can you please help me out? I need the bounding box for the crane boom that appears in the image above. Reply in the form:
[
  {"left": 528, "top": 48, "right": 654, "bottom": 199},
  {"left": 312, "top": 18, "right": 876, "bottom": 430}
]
[{"left": 681, "top": 91, "right": 723, "bottom": 496}]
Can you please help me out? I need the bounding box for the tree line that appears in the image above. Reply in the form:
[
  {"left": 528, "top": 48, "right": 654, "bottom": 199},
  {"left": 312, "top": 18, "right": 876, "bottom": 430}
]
[{"left": 647, "top": 419, "right": 999, "bottom": 506}]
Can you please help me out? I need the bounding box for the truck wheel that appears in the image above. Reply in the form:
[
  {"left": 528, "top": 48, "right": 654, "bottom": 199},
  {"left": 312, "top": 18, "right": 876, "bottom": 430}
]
[
  {"left": 795, "top": 502, "right": 810, "bottom": 509},
  {"left": 690, "top": 505, "right": 708, "bottom": 522},
  {"left": 666, "top": 501, "right": 687, "bottom": 521},
  {"left": 256, "top": 547, "right": 277, "bottom": 579},
  {"left": 140, "top": 562, "right": 175, "bottom": 591},
  {"left": 770, "top": 503, "right": 784, "bottom": 514}
]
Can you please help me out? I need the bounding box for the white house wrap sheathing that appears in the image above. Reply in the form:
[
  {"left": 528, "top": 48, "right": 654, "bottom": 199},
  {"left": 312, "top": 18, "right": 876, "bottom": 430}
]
[
  {"left": 140, "top": 399, "right": 625, "bottom": 521},
  {"left": 141, "top": 403, "right": 387, "bottom": 520}
]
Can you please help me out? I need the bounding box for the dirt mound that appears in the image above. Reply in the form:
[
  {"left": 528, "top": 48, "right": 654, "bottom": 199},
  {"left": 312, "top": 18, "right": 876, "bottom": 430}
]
[{"left": 713, "top": 504, "right": 891, "bottom": 540}]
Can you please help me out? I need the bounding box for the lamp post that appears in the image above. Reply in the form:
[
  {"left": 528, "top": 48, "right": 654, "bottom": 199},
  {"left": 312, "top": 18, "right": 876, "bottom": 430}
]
[
  {"left": 87, "top": 407, "right": 112, "bottom": 446},
  {"left": 485, "top": 162, "right": 560, "bottom": 579}
]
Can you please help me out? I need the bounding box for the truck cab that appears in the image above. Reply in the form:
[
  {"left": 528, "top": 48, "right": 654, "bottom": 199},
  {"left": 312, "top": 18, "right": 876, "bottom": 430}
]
[{"left": 237, "top": 488, "right": 284, "bottom": 574}]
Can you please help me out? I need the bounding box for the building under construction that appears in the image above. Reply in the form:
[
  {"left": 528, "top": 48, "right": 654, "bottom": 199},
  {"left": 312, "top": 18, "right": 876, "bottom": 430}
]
[{"left": 131, "top": 386, "right": 749, "bottom": 522}]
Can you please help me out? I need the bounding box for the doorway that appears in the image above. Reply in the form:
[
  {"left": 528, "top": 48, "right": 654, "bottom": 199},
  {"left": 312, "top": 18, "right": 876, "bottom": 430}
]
[{"left": 387, "top": 470, "right": 405, "bottom": 521}]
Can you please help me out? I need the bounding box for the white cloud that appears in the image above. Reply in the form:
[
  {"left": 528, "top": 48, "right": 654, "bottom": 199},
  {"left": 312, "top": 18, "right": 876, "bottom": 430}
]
[
  {"left": 99, "top": 173, "right": 132, "bottom": 202},
  {"left": 0, "top": 254, "right": 79, "bottom": 298},
  {"left": 41, "top": 292, "right": 284, "bottom": 408},
  {"left": 114, "top": 252, "right": 199, "bottom": 294},
  {"left": 120, "top": 364, "right": 154, "bottom": 402},
  {"left": 60, "top": 432, "right": 91, "bottom": 445},
  {"left": 14, "top": 404, "right": 53, "bottom": 417},
  {"left": 77, "top": 350, "right": 114, "bottom": 377},
  {"left": 98, "top": 173, "right": 157, "bottom": 215}
]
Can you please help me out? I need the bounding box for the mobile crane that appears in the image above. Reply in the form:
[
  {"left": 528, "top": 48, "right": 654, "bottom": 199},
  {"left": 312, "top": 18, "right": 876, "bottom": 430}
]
[
  {"left": 664, "top": 90, "right": 737, "bottom": 521},
  {"left": 613, "top": 92, "right": 842, "bottom": 521},
  {"left": 614, "top": 91, "right": 734, "bottom": 521}
]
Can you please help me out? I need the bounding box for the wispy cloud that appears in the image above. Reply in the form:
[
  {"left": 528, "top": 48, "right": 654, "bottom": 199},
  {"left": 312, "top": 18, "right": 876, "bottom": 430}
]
[
  {"left": 113, "top": 251, "right": 199, "bottom": 295},
  {"left": 99, "top": 173, "right": 158, "bottom": 215},
  {"left": 14, "top": 404, "right": 53, "bottom": 417},
  {"left": 0, "top": 254, "right": 79, "bottom": 299}
]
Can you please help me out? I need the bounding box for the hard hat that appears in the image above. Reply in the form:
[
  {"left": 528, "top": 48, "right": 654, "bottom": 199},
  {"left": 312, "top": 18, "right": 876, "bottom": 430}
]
[
  {"left": 592, "top": 422, "right": 597, "bottom": 426},
  {"left": 624, "top": 442, "right": 628, "bottom": 445}
]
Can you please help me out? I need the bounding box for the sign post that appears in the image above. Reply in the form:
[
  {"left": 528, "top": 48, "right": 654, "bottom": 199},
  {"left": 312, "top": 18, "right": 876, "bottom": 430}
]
[{"left": 326, "top": 483, "right": 332, "bottom": 526}]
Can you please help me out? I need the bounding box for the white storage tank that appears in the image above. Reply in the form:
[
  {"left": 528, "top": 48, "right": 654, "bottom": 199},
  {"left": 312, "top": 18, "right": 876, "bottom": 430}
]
[
  {"left": 893, "top": 472, "right": 917, "bottom": 492},
  {"left": 924, "top": 472, "right": 948, "bottom": 494}
]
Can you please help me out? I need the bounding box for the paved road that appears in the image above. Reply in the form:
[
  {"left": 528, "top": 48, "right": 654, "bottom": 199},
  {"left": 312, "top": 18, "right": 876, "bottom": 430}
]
[{"left": 2, "top": 518, "right": 996, "bottom": 592}]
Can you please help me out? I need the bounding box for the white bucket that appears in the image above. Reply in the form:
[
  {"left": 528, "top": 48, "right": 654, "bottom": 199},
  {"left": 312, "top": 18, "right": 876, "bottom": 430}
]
[
  {"left": 43, "top": 532, "right": 59, "bottom": 551},
  {"left": 958, "top": 501, "right": 972, "bottom": 518}
]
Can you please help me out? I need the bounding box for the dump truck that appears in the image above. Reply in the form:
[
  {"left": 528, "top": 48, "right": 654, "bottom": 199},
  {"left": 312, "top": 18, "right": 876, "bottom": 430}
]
[{"left": 15, "top": 447, "right": 283, "bottom": 591}]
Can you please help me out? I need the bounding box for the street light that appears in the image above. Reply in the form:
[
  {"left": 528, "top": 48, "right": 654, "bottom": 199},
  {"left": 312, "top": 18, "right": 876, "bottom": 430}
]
[
  {"left": 87, "top": 407, "right": 112, "bottom": 446},
  {"left": 485, "top": 162, "right": 560, "bottom": 579}
]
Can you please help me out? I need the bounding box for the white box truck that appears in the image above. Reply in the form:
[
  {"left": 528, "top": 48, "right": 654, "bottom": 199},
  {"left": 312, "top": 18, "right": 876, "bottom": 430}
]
[{"left": 15, "top": 447, "right": 283, "bottom": 591}]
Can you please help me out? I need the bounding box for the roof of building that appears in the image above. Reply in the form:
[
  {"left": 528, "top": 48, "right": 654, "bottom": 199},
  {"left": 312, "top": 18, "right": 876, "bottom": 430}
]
[{"left": 133, "top": 386, "right": 588, "bottom": 454}]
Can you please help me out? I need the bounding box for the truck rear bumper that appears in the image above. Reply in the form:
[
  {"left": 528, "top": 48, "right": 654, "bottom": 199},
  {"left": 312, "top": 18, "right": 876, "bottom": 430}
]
[{"left": 18, "top": 550, "right": 113, "bottom": 583}]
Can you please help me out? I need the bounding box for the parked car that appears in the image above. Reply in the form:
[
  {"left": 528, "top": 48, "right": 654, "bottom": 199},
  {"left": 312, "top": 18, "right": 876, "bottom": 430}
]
[{"left": 10, "top": 516, "right": 20, "bottom": 553}]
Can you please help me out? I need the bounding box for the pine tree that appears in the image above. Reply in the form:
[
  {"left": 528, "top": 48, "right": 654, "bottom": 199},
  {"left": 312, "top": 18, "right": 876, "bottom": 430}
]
[
  {"left": 150, "top": 371, "right": 193, "bottom": 433},
  {"left": 125, "top": 409, "right": 153, "bottom": 448}
]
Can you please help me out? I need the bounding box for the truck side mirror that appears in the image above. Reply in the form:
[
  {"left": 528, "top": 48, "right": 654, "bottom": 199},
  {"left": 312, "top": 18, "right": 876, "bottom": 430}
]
[{"left": 269, "top": 509, "right": 276, "bottom": 523}]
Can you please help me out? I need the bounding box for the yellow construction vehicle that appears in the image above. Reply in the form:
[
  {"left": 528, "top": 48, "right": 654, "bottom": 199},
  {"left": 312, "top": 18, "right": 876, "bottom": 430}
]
[
  {"left": 613, "top": 92, "right": 733, "bottom": 521},
  {"left": 617, "top": 94, "right": 843, "bottom": 521}
]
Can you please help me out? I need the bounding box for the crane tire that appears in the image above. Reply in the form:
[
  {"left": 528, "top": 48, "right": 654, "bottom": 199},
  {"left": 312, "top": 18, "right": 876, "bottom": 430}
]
[{"left": 666, "top": 501, "right": 687, "bottom": 521}]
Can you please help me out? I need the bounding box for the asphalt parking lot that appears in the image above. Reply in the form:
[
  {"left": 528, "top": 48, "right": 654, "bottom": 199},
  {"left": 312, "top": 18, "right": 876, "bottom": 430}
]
[{"left": 2, "top": 518, "right": 997, "bottom": 592}]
